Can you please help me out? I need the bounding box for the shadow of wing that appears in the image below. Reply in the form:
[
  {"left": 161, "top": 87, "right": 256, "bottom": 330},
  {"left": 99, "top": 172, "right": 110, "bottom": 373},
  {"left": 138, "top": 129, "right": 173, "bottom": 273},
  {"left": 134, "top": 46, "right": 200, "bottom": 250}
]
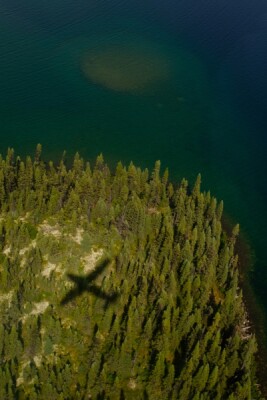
[
  {"left": 89, "top": 285, "right": 119, "bottom": 302},
  {"left": 60, "top": 287, "right": 81, "bottom": 305},
  {"left": 67, "top": 273, "right": 84, "bottom": 285},
  {"left": 86, "top": 257, "right": 111, "bottom": 282}
]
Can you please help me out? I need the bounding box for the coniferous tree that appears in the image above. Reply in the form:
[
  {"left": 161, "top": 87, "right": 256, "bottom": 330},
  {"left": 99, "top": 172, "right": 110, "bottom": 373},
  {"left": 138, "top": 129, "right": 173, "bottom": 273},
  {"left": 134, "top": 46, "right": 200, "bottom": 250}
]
[{"left": 0, "top": 150, "right": 262, "bottom": 399}]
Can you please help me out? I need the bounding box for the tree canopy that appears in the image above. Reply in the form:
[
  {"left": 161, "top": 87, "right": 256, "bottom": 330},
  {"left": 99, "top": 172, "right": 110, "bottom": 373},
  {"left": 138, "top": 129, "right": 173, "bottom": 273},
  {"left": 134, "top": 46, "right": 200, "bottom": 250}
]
[{"left": 0, "top": 147, "right": 263, "bottom": 399}]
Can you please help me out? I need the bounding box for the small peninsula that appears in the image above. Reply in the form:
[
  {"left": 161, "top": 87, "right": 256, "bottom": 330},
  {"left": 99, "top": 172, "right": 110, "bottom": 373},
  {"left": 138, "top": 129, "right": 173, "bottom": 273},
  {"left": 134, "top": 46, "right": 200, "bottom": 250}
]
[{"left": 0, "top": 147, "right": 263, "bottom": 399}]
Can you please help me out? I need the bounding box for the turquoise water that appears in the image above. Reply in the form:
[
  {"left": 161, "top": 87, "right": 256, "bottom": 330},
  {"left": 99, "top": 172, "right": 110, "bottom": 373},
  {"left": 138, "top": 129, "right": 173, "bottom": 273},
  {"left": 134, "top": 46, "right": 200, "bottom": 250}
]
[{"left": 1, "top": 1, "right": 267, "bottom": 339}]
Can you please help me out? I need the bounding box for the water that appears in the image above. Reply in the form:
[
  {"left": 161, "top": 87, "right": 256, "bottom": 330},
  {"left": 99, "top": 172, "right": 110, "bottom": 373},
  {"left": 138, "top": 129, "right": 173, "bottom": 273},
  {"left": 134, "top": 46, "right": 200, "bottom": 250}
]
[{"left": 1, "top": 0, "right": 267, "bottom": 342}]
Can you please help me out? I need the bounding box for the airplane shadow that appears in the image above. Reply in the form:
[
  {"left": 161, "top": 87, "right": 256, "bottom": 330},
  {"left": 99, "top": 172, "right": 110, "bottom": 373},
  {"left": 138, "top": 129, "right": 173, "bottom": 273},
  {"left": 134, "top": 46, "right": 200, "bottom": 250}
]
[{"left": 60, "top": 257, "right": 119, "bottom": 306}]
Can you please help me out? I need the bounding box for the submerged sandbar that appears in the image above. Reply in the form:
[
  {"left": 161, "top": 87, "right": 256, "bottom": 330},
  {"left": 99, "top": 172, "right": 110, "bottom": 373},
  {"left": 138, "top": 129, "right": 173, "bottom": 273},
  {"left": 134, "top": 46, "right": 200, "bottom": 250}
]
[{"left": 81, "top": 44, "right": 171, "bottom": 94}]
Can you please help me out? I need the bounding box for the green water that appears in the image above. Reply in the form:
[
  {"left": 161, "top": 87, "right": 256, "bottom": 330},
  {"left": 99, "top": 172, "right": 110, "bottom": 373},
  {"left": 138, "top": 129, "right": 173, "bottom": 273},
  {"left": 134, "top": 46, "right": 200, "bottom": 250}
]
[{"left": 1, "top": 2, "right": 267, "bottom": 350}]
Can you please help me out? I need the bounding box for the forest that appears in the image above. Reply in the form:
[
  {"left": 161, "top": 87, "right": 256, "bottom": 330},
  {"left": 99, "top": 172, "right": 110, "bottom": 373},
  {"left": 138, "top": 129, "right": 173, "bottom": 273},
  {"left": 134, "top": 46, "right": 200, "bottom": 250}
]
[{"left": 0, "top": 145, "right": 263, "bottom": 399}]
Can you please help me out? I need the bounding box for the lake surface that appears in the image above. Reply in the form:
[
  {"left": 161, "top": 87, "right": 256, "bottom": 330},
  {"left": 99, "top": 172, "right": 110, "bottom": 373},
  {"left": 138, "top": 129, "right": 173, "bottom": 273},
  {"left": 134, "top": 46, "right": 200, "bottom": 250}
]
[{"left": 1, "top": 0, "right": 267, "bottom": 343}]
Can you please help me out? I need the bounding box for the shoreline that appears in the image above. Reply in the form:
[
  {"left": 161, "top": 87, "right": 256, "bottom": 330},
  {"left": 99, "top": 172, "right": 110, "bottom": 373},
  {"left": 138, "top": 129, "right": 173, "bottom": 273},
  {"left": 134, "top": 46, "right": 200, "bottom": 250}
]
[{"left": 222, "top": 215, "right": 267, "bottom": 398}]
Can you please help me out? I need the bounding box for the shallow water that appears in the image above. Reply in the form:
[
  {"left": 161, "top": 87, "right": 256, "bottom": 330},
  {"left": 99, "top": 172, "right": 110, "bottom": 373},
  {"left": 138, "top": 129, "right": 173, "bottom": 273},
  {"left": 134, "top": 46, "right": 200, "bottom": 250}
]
[{"left": 1, "top": 0, "right": 267, "bottom": 341}]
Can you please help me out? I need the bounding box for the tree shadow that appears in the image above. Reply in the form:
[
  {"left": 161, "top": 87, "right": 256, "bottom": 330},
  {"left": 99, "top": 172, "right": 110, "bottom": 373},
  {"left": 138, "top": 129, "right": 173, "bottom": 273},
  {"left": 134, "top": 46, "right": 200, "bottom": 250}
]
[{"left": 60, "top": 257, "right": 119, "bottom": 306}]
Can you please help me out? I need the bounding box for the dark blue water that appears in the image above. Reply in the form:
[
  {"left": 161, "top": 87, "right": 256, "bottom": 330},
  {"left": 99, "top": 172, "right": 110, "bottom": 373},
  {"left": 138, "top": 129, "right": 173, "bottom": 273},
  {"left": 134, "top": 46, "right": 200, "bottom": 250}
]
[{"left": 1, "top": 0, "right": 267, "bottom": 340}]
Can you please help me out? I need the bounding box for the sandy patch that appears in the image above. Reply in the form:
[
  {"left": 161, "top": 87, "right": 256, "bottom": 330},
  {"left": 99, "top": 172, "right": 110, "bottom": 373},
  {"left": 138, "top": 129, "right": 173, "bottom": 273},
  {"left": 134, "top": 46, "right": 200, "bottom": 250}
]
[
  {"left": 71, "top": 228, "right": 84, "bottom": 245},
  {"left": 3, "top": 246, "right": 11, "bottom": 256},
  {"left": 16, "top": 361, "right": 30, "bottom": 386},
  {"left": 82, "top": 249, "right": 104, "bottom": 274},
  {"left": 41, "top": 262, "right": 57, "bottom": 278},
  {"left": 30, "top": 301, "right": 49, "bottom": 315},
  {"left": 33, "top": 355, "right": 42, "bottom": 368},
  {"left": 39, "top": 222, "right": 61, "bottom": 239},
  {"left": 128, "top": 378, "right": 137, "bottom": 390},
  {"left": 20, "top": 301, "right": 49, "bottom": 323},
  {"left": 0, "top": 290, "right": 14, "bottom": 307}
]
